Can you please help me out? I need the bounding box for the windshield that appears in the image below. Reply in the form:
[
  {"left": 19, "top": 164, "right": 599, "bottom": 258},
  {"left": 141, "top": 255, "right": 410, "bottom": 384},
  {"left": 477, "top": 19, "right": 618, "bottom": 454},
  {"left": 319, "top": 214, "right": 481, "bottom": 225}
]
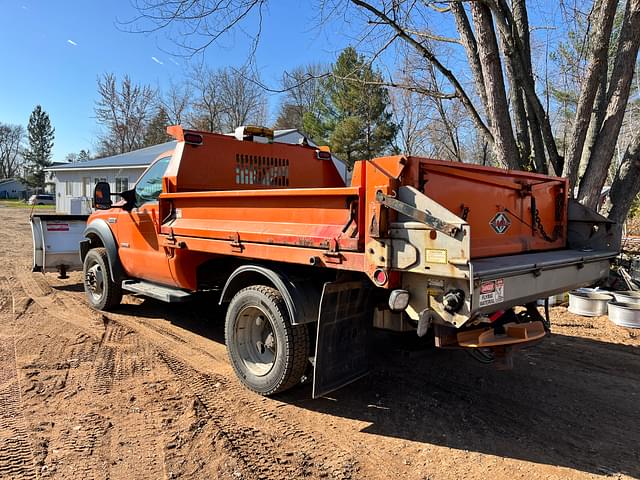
[{"left": 135, "top": 156, "right": 171, "bottom": 206}]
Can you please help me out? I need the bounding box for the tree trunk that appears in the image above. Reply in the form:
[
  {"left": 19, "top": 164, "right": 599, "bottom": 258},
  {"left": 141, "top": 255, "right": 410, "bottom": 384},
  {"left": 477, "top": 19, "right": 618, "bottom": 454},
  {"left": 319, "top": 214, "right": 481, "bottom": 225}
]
[
  {"left": 451, "top": 3, "right": 489, "bottom": 116},
  {"left": 604, "top": 131, "right": 640, "bottom": 246},
  {"left": 526, "top": 98, "right": 548, "bottom": 174},
  {"left": 578, "top": 0, "right": 640, "bottom": 209},
  {"left": 470, "top": 1, "right": 520, "bottom": 170},
  {"left": 579, "top": 69, "right": 608, "bottom": 180},
  {"left": 562, "top": 0, "right": 618, "bottom": 191}
]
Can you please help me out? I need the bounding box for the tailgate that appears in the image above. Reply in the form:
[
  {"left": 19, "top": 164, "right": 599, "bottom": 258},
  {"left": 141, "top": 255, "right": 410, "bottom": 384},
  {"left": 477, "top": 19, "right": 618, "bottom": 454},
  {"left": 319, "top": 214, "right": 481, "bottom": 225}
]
[
  {"left": 471, "top": 249, "right": 617, "bottom": 314},
  {"left": 31, "top": 214, "right": 89, "bottom": 274}
]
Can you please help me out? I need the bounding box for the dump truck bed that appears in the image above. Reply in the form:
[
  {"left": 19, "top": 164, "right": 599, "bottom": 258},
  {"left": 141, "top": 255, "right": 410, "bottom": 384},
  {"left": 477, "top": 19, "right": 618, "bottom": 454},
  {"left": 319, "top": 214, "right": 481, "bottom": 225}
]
[{"left": 404, "top": 158, "right": 568, "bottom": 258}]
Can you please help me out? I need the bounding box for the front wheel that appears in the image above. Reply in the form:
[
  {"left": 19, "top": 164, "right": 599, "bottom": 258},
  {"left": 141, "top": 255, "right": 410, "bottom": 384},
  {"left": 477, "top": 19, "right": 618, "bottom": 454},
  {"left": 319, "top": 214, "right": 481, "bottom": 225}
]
[
  {"left": 83, "top": 248, "right": 122, "bottom": 310},
  {"left": 225, "top": 285, "right": 309, "bottom": 395}
]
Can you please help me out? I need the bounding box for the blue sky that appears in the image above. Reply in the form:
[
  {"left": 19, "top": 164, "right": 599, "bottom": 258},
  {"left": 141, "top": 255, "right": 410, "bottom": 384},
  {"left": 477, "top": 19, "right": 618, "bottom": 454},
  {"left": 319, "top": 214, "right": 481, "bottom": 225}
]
[
  {"left": 0, "top": 1, "right": 353, "bottom": 162},
  {"left": 1, "top": 1, "right": 566, "bottom": 163}
]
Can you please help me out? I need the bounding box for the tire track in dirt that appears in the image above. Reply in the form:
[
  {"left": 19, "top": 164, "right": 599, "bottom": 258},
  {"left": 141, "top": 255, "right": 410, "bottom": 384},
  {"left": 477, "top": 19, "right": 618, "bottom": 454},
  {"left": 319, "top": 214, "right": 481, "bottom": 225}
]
[
  {"left": 0, "top": 276, "right": 37, "bottom": 480},
  {"left": 53, "top": 412, "right": 112, "bottom": 480},
  {"left": 101, "top": 313, "right": 360, "bottom": 479},
  {"left": 17, "top": 271, "right": 104, "bottom": 336},
  {"left": 19, "top": 270, "right": 360, "bottom": 479},
  {"left": 92, "top": 319, "right": 152, "bottom": 394},
  {"left": 157, "top": 350, "right": 357, "bottom": 480}
]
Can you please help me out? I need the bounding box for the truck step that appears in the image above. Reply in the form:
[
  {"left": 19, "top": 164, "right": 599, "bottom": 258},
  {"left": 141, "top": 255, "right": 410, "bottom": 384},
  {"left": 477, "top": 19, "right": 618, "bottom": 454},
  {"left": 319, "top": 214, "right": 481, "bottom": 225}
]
[{"left": 121, "top": 280, "right": 192, "bottom": 303}]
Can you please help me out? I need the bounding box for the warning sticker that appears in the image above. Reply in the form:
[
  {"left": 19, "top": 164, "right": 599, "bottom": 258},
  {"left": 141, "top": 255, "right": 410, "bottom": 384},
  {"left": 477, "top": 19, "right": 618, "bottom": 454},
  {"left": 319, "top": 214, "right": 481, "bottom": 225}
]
[
  {"left": 425, "top": 248, "right": 447, "bottom": 264},
  {"left": 46, "top": 223, "right": 69, "bottom": 232},
  {"left": 479, "top": 278, "right": 504, "bottom": 307}
]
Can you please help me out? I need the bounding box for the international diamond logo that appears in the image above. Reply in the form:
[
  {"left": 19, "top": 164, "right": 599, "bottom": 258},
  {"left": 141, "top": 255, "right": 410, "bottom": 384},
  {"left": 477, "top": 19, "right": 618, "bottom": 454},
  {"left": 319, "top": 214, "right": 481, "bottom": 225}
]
[{"left": 490, "top": 212, "right": 511, "bottom": 234}]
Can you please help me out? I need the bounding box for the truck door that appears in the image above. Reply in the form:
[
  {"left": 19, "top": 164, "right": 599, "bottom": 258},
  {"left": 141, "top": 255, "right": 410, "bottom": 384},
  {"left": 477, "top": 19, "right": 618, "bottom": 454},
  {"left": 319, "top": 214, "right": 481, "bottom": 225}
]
[{"left": 117, "top": 156, "right": 175, "bottom": 285}]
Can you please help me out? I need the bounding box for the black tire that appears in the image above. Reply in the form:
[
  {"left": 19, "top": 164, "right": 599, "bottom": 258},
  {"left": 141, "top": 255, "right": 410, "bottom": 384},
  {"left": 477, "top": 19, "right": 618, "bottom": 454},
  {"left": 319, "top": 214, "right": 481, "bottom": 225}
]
[
  {"left": 225, "top": 285, "right": 309, "bottom": 395},
  {"left": 83, "top": 248, "right": 122, "bottom": 311}
]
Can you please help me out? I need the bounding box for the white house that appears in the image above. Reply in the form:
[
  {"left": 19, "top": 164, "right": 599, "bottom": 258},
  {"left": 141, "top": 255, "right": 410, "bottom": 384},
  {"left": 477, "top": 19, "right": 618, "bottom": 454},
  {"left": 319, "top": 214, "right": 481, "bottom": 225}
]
[
  {"left": 46, "top": 141, "right": 176, "bottom": 213},
  {"left": 46, "top": 129, "right": 347, "bottom": 214}
]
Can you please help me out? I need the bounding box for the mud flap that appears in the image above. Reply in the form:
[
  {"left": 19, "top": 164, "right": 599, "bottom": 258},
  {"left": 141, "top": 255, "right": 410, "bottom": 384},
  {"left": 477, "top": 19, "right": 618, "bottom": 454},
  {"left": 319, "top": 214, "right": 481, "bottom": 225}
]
[{"left": 312, "top": 280, "right": 371, "bottom": 399}]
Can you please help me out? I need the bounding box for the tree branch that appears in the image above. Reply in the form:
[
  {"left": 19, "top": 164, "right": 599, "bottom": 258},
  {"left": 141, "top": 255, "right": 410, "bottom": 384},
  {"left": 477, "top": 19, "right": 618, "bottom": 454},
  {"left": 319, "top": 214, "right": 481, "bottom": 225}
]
[{"left": 349, "top": 0, "right": 494, "bottom": 145}]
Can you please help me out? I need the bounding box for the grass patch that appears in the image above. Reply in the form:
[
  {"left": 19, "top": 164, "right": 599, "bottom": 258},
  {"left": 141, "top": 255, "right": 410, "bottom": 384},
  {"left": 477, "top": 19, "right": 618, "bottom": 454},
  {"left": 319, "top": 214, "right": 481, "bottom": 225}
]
[{"left": 0, "top": 200, "right": 55, "bottom": 210}]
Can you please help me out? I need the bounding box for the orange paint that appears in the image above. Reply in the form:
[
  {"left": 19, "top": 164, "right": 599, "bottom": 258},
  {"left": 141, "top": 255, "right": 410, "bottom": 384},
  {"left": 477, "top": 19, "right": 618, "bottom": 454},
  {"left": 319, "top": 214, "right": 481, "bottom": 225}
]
[{"left": 87, "top": 126, "right": 569, "bottom": 292}]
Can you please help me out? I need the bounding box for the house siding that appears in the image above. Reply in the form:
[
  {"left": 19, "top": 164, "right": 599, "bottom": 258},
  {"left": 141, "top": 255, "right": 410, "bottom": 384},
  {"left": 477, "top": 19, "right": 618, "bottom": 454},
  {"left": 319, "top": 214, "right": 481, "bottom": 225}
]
[
  {"left": 52, "top": 168, "right": 146, "bottom": 213},
  {"left": 0, "top": 179, "right": 28, "bottom": 199}
]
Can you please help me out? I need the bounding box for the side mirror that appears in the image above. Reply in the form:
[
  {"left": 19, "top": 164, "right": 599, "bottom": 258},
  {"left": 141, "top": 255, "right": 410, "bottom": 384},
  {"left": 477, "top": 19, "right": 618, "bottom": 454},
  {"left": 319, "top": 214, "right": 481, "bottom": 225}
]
[{"left": 93, "top": 182, "right": 112, "bottom": 210}]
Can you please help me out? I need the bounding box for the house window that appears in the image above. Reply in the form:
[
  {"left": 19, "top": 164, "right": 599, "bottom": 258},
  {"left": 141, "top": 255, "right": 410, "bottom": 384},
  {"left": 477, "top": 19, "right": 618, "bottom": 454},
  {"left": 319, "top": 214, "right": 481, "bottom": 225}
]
[
  {"left": 66, "top": 181, "right": 73, "bottom": 196},
  {"left": 94, "top": 177, "right": 107, "bottom": 184},
  {"left": 115, "top": 177, "right": 129, "bottom": 192}
]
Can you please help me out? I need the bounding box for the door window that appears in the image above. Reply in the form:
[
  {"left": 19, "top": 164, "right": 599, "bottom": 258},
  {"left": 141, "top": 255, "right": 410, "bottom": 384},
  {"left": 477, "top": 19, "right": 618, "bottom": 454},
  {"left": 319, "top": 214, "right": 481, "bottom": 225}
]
[{"left": 135, "top": 156, "right": 171, "bottom": 206}]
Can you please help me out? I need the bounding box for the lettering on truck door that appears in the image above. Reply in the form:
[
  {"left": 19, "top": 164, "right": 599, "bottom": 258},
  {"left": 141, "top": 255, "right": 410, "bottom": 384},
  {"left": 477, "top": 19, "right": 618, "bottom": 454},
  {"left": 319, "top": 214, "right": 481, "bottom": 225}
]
[{"left": 117, "top": 156, "right": 174, "bottom": 285}]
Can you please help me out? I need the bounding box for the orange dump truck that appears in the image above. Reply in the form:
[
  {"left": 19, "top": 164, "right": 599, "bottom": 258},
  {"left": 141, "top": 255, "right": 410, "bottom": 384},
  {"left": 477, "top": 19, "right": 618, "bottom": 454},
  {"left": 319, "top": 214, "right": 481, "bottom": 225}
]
[{"left": 32, "top": 126, "right": 617, "bottom": 397}]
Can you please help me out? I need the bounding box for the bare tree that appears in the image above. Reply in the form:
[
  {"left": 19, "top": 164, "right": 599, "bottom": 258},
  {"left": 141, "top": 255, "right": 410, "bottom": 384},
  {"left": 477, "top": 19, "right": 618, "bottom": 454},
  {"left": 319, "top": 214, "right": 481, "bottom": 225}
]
[
  {"left": 390, "top": 56, "right": 465, "bottom": 161},
  {"left": 160, "top": 80, "right": 191, "bottom": 125},
  {"left": 219, "top": 67, "right": 268, "bottom": 131},
  {"left": 0, "top": 123, "right": 25, "bottom": 179},
  {"left": 130, "top": 0, "right": 640, "bottom": 238},
  {"left": 94, "top": 73, "right": 157, "bottom": 156},
  {"left": 578, "top": 0, "right": 640, "bottom": 208},
  {"left": 274, "top": 64, "right": 327, "bottom": 130},
  {"left": 186, "top": 66, "right": 266, "bottom": 132},
  {"left": 187, "top": 66, "right": 226, "bottom": 132},
  {"left": 390, "top": 85, "right": 431, "bottom": 156}
]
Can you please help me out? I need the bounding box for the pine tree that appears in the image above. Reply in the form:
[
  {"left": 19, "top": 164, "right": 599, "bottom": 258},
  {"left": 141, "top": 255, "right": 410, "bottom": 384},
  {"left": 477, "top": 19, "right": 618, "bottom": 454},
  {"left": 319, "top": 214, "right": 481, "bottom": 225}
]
[
  {"left": 306, "top": 47, "right": 397, "bottom": 167},
  {"left": 24, "top": 105, "right": 55, "bottom": 189},
  {"left": 144, "top": 106, "right": 171, "bottom": 146},
  {"left": 78, "top": 149, "right": 91, "bottom": 161}
]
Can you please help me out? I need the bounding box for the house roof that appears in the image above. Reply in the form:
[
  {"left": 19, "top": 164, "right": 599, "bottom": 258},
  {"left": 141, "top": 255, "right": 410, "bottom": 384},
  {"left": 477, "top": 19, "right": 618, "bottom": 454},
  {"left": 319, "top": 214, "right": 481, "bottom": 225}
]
[
  {"left": 0, "top": 178, "right": 24, "bottom": 186},
  {"left": 47, "top": 141, "right": 177, "bottom": 171}
]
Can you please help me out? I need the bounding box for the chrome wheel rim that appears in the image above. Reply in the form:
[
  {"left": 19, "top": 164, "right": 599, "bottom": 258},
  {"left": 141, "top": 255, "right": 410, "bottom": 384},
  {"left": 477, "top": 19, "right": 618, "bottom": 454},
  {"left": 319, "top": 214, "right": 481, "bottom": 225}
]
[
  {"left": 235, "top": 305, "right": 277, "bottom": 376},
  {"left": 85, "top": 262, "right": 105, "bottom": 302}
]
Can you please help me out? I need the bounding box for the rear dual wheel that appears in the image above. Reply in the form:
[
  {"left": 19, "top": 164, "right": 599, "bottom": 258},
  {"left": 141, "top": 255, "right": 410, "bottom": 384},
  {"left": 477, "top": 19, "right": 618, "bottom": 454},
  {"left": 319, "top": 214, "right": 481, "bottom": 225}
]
[{"left": 225, "top": 285, "right": 309, "bottom": 395}]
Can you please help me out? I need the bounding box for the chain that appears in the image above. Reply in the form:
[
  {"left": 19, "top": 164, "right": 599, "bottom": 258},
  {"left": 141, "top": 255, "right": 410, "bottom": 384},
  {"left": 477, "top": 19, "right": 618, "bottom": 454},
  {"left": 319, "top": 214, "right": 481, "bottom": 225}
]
[{"left": 533, "top": 208, "right": 559, "bottom": 243}]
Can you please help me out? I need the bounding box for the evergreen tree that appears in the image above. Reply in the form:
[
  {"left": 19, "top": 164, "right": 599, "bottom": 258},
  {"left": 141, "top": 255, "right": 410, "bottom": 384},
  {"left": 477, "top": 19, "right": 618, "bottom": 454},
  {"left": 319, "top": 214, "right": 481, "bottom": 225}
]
[
  {"left": 305, "top": 47, "right": 397, "bottom": 167},
  {"left": 65, "top": 149, "right": 91, "bottom": 163},
  {"left": 78, "top": 149, "right": 91, "bottom": 161},
  {"left": 24, "top": 105, "right": 55, "bottom": 188},
  {"left": 144, "top": 106, "right": 171, "bottom": 146}
]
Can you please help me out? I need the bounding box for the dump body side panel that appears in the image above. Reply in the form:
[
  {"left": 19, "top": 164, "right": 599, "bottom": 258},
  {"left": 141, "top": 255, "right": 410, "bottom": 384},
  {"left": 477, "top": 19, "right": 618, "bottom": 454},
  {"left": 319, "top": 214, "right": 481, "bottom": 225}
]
[{"left": 407, "top": 157, "right": 568, "bottom": 258}]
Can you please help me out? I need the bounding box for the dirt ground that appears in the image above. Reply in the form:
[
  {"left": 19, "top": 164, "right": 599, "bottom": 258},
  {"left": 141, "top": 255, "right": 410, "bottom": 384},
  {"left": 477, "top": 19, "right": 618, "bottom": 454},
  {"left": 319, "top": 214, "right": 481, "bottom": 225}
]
[{"left": 0, "top": 206, "right": 639, "bottom": 480}]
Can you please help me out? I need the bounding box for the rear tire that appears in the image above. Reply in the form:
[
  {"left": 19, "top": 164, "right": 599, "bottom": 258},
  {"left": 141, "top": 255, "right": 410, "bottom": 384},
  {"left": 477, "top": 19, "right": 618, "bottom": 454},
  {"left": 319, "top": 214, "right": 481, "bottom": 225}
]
[
  {"left": 83, "top": 248, "right": 122, "bottom": 311},
  {"left": 225, "top": 285, "right": 309, "bottom": 395}
]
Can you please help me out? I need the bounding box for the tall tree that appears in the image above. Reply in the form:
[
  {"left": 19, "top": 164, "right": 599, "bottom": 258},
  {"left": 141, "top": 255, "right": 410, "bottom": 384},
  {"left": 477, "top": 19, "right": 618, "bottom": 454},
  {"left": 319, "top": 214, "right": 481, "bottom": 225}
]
[
  {"left": 187, "top": 66, "right": 226, "bottom": 132},
  {"left": 187, "top": 66, "right": 267, "bottom": 132},
  {"left": 95, "top": 73, "right": 156, "bottom": 156},
  {"left": 219, "top": 67, "right": 268, "bottom": 131},
  {"left": 274, "top": 64, "right": 326, "bottom": 130},
  {"left": 144, "top": 106, "right": 172, "bottom": 146},
  {"left": 307, "top": 47, "right": 397, "bottom": 166},
  {"left": 161, "top": 80, "right": 191, "bottom": 125},
  {"left": 131, "top": 0, "right": 640, "bottom": 239},
  {"left": 23, "top": 105, "right": 55, "bottom": 188},
  {"left": 0, "top": 123, "right": 25, "bottom": 179}
]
